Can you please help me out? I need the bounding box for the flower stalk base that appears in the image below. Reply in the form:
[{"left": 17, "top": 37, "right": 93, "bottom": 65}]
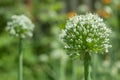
[
  {"left": 84, "top": 52, "right": 91, "bottom": 80},
  {"left": 18, "top": 38, "right": 23, "bottom": 80}
]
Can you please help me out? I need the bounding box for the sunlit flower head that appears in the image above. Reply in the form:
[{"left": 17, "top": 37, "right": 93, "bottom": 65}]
[
  {"left": 6, "top": 15, "right": 35, "bottom": 38},
  {"left": 61, "top": 13, "right": 112, "bottom": 57}
]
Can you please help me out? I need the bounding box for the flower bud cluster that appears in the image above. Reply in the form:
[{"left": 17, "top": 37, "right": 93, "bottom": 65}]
[
  {"left": 61, "top": 13, "right": 112, "bottom": 56},
  {"left": 6, "top": 15, "right": 35, "bottom": 38}
]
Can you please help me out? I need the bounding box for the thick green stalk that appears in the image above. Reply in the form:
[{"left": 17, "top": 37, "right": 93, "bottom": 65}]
[
  {"left": 72, "top": 60, "right": 77, "bottom": 80},
  {"left": 92, "top": 54, "right": 97, "bottom": 80},
  {"left": 84, "top": 52, "right": 91, "bottom": 80},
  {"left": 18, "top": 38, "right": 23, "bottom": 80}
]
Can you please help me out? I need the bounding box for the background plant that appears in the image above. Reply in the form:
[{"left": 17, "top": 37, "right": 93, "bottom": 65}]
[{"left": 6, "top": 15, "right": 35, "bottom": 80}]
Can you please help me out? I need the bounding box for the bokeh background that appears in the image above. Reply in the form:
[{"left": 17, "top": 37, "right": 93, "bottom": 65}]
[{"left": 0, "top": 0, "right": 120, "bottom": 80}]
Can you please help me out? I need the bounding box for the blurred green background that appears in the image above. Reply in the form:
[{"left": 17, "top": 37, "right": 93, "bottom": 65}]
[{"left": 0, "top": 0, "right": 120, "bottom": 80}]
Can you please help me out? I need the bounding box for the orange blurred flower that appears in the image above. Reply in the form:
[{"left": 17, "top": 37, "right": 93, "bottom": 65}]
[
  {"left": 97, "top": 9, "right": 110, "bottom": 19},
  {"left": 67, "top": 12, "right": 76, "bottom": 18},
  {"left": 102, "top": 0, "right": 112, "bottom": 4}
]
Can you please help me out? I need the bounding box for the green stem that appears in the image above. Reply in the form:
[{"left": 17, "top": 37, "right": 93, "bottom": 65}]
[
  {"left": 72, "top": 60, "right": 77, "bottom": 80},
  {"left": 18, "top": 38, "right": 23, "bottom": 80},
  {"left": 84, "top": 52, "right": 91, "bottom": 80},
  {"left": 92, "top": 54, "right": 97, "bottom": 80}
]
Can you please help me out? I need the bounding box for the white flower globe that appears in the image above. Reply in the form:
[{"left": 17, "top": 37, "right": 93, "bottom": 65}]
[
  {"left": 6, "top": 15, "right": 35, "bottom": 38},
  {"left": 61, "top": 13, "right": 112, "bottom": 57}
]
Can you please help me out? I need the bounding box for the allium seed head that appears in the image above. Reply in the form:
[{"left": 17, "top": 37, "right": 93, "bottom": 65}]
[
  {"left": 61, "top": 13, "right": 112, "bottom": 57},
  {"left": 6, "top": 15, "right": 35, "bottom": 38}
]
